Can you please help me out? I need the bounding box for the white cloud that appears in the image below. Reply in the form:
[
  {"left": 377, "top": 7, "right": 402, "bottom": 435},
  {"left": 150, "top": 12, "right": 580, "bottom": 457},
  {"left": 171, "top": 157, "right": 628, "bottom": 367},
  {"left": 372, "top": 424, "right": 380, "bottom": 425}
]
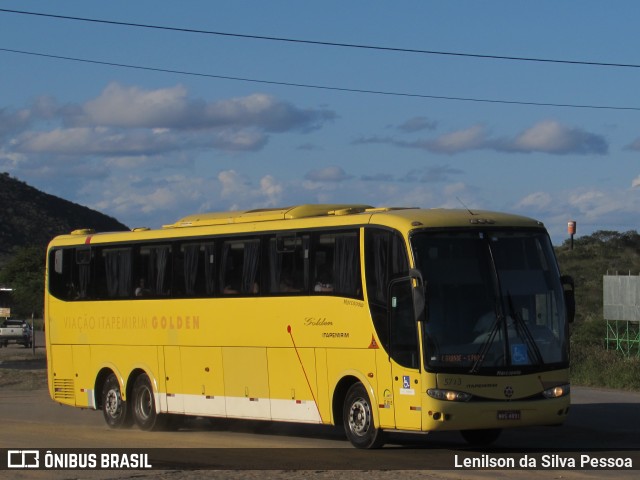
[
  {"left": 510, "top": 186, "right": 640, "bottom": 243},
  {"left": 80, "top": 83, "right": 191, "bottom": 128},
  {"left": 0, "top": 149, "right": 27, "bottom": 170},
  {"left": 217, "top": 170, "right": 283, "bottom": 208},
  {"left": 72, "top": 83, "right": 336, "bottom": 133},
  {"left": 218, "top": 170, "right": 250, "bottom": 199},
  {"left": 443, "top": 182, "right": 468, "bottom": 197},
  {"left": 89, "top": 174, "right": 215, "bottom": 227},
  {"left": 429, "top": 125, "right": 488, "bottom": 153},
  {"left": 208, "top": 129, "right": 268, "bottom": 151},
  {"left": 567, "top": 189, "right": 618, "bottom": 221},
  {"left": 2, "top": 82, "right": 335, "bottom": 168},
  {"left": 0, "top": 96, "right": 63, "bottom": 139},
  {"left": 13, "top": 127, "right": 181, "bottom": 156},
  {"left": 354, "top": 120, "right": 607, "bottom": 156},
  {"left": 515, "top": 191, "right": 553, "bottom": 210},
  {"left": 509, "top": 120, "right": 607, "bottom": 155},
  {"left": 304, "top": 166, "right": 353, "bottom": 182},
  {"left": 0, "top": 107, "right": 33, "bottom": 139},
  {"left": 260, "top": 175, "right": 283, "bottom": 205}
]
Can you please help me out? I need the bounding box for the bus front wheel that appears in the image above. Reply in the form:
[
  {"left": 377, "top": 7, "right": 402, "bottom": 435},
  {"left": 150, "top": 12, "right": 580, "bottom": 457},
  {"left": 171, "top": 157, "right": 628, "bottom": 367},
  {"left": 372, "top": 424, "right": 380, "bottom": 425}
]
[
  {"left": 132, "top": 374, "right": 165, "bottom": 431},
  {"left": 101, "top": 373, "right": 131, "bottom": 428},
  {"left": 343, "top": 382, "right": 385, "bottom": 449}
]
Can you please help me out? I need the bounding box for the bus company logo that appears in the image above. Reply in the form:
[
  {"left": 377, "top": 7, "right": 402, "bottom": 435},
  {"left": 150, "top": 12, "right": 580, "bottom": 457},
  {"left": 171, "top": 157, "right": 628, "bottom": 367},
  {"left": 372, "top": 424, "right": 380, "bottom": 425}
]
[
  {"left": 7, "top": 450, "right": 39, "bottom": 469},
  {"left": 304, "top": 317, "right": 333, "bottom": 327},
  {"left": 504, "top": 386, "right": 514, "bottom": 398}
]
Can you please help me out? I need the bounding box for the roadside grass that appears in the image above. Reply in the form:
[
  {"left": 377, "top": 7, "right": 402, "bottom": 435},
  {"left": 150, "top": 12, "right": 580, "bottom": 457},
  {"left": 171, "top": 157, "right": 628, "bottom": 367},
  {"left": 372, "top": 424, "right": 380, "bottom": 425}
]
[
  {"left": 571, "top": 344, "right": 640, "bottom": 390},
  {"left": 570, "top": 320, "right": 640, "bottom": 390}
]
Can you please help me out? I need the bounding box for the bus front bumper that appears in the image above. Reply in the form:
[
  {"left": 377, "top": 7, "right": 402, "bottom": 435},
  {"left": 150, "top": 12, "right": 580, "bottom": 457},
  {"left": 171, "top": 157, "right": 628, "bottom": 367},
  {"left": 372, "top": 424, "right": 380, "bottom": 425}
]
[{"left": 421, "top": 395, "right": 570, "bottom": 432}]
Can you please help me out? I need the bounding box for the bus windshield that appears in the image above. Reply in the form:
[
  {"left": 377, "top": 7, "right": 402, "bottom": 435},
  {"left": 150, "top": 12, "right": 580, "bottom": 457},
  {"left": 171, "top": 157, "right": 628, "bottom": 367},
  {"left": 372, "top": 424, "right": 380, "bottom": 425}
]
[{"left": 412, "top": 229, "right": 568, "bottom": 374}]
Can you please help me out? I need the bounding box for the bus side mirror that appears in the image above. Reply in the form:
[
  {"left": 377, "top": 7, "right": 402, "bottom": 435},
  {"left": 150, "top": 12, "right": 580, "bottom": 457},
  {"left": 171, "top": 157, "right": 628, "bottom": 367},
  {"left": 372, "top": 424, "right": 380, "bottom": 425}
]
[
  {"left": 561, "top": 275, "right": 575, "bottom": 323},
  {"left": 409, "top": 269, "right": 426, "bottom": 323}
]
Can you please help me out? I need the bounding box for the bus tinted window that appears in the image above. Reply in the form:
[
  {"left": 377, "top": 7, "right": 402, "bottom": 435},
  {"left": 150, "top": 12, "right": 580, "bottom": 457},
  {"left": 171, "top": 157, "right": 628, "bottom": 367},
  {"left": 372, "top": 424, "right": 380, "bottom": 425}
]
[
  {"left": 313, "top": 232, "right": 361, "bottom": 298},
  {"left": 365, "top": 228, "right": 410, "bottom": 352},
  {"left": 135, "top": 245, "right": 171, "bottom": 297},
  {"left": 103, "top": 248, "right": 133, "bottom": 298},
  {"left": 48, "top": 229, "right": 363, "bottom": 301},
  {"left": 269, "top": 235, "right": 308, "bottom": 294},
  {"left": 221, "top": 239, "right": 261, "bottom": 295},
  {"left": 175, "top": 242, "right": 215, "bottom": 297}
]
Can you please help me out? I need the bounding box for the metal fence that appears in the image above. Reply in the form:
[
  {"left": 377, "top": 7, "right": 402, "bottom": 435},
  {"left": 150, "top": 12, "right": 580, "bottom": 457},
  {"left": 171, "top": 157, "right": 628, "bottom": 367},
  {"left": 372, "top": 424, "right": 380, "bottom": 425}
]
[{"left": 603, "top": 275, "right": 640, "bottom": 357}]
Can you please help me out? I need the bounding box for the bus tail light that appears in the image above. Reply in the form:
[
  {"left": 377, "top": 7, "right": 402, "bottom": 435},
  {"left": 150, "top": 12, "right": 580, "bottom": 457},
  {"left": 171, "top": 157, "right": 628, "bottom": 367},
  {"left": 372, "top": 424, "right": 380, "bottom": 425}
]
[
  {"left": 428, "top": 389, "right": 472, "bottom": 402},
  {"left": 542, "top": 384, "right": 570, "bottom": 399}
]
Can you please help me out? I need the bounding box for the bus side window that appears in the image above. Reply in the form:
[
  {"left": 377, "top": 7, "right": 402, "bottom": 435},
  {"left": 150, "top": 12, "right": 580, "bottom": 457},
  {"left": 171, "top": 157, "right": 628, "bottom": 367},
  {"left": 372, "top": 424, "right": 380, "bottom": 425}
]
[
  {"left": 313, "top": 231, "right": 361, "bottom": 298},
  {"left": 269, "top": 235, "right": 308, "bottom": 294},
  {"left": 177, "top": 242, "right": 215, "bottom": 296},
  {"left": 365, "top": 228, "right": 410, "bottom": 350},
  {"left": 103, "top": 248, "right": 133, "bottom": 298},
  {"left": 366, "top": 229, "right": 409, "bottom": 305},
  {"left": 48, "top": 248, "right": 73, "bottom": 300},
  {"left": 48, "top": 247, "right": 95, "bottom": 301},
  {"left": 75, "top": 247, "right": 91, "bottom": 299},
  {"left": 221, "top": 239, "right": 260, "bottom": 295},
  {"left": 136, "top": 245, "right": 171, "bottom": 297}
]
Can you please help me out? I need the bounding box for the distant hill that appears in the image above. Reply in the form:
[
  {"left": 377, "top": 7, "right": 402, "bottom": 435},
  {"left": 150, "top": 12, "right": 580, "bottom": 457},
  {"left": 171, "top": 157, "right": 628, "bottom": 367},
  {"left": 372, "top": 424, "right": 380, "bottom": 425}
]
[{"left": 0, "top": 173, "right": 128, "bottom": 263}]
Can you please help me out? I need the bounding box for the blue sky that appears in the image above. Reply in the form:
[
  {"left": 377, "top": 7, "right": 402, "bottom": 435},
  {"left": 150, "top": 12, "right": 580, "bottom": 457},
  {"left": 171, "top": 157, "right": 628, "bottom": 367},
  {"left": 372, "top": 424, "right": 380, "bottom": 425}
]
[{"left": 2, "top": 1, "right": 640, "bottom": 244}]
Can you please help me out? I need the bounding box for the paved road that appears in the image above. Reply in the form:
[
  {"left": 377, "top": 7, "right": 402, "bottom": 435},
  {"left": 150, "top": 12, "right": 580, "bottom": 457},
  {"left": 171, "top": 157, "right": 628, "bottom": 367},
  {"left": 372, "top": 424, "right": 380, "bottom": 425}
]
[
  {"left": 1, "top": 386, "right": 639, "bottom": 472},
  {"left": 1, "top": 338, "right": 639, "bottom": 478}
]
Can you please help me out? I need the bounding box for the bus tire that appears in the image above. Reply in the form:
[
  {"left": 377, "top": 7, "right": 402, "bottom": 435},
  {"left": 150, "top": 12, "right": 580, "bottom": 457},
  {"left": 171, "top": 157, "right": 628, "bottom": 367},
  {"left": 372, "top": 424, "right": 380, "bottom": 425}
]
[
  {"left": 343, "top": 382, "right": 385, "bottom": 449},
  {"left": 102, "top": 373, "right": 131, "bottom": 428},
  {"left": 132, "top": 374, "right": 165, "bottom": 431},
  {"left": 460, "top": 428, "right": 502, "bottom": 446}
]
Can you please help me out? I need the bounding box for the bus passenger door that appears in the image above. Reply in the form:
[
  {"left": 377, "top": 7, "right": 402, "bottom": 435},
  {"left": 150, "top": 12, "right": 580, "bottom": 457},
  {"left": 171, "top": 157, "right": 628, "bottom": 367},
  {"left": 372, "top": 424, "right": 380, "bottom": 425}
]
[{"left": 388, "top": 279, "right": 422, "bottom": 431}]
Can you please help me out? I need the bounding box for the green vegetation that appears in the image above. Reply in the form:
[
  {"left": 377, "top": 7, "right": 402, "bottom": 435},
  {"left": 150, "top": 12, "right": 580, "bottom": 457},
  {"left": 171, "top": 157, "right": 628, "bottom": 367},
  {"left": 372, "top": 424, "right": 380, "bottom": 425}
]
[
  {"left": 0, "top": 245, "right": 45, "bottom": 318},
  {"left": 556, "top": 230, "right": 640, "bottom": 390}
]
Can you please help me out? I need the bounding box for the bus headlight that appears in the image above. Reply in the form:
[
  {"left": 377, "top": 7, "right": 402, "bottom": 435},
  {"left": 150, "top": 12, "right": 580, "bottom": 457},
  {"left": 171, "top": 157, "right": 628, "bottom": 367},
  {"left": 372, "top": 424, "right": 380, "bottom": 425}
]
[
  {"left": 542, "top": 384, "right": 570, "bottom": 399},
  {"left": 428, "top": 388, "right": 472, "bottom": 402}
]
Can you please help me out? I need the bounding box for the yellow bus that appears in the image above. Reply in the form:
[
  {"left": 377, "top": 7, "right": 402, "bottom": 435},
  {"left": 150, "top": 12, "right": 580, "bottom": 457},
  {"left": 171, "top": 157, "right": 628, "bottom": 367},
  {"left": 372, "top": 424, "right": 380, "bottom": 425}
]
[{"left": 45, "top": 204, "right": 574, "bottom": 448}]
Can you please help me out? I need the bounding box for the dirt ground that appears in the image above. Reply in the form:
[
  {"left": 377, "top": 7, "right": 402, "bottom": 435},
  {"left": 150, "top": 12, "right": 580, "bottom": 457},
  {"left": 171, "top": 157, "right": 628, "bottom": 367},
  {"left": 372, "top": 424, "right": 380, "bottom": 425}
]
[
  {"left": 0, "top": 343, "right": 47, "bottom": 391},
  {"left": 1, "top": 343, "right": 637, "bottom": 480}
]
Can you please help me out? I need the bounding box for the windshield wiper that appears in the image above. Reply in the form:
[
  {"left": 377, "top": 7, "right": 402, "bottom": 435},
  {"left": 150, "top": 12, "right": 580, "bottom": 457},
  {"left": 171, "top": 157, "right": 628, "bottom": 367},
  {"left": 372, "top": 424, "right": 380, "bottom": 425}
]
[
  {"left": 470, "top": 306, "right": 505, "bottom": 374},
  {"left": 506, "top": 292, "right": 544, "bottom": 366}
]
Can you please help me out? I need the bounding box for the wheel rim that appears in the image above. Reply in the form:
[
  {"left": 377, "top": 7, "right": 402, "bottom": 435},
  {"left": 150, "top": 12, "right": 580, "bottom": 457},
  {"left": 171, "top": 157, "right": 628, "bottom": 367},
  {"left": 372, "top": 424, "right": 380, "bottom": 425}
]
[
  {"left": 348, "top": 397, "right": 371, "bottom": 437},
  {"left": 137, "top": 385, "right": 153, "bottom": 421},
  {"left": 105, "top": 388, "right": 121, "bottom": 418}
]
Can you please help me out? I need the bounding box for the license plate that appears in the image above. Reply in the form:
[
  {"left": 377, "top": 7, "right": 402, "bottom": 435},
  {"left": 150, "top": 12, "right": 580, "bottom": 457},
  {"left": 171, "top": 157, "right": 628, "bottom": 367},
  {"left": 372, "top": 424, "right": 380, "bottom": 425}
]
[{"left": 497, "top": 410, "right": 521, "bottom": 420}]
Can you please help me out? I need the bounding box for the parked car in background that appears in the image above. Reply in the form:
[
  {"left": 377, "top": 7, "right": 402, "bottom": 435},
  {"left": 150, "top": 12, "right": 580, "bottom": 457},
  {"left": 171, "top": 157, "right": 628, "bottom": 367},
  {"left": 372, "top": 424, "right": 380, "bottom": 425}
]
[{"left": 0, "top": 319, "right": 33, "bottom": 348}]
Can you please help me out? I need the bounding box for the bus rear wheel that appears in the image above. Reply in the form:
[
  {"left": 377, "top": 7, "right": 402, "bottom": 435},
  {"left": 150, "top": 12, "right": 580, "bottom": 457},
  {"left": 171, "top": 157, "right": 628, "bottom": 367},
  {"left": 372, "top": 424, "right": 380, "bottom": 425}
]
[
  {"left": 343, "top": 382, "right": 385, "bottom": 449},
  {"left": 102, "top": 373, "right": 131, "bottom": 428},
  {"left": 132, "top": 374, "right": 166, "bottom": 431}
]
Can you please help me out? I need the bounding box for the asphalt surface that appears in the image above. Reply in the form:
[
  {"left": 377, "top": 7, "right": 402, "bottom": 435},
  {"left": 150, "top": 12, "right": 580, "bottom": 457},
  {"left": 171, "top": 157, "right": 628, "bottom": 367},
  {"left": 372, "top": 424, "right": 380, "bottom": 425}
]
[{"left": 1, "top": 333, "right": 639, "bottom": 479}]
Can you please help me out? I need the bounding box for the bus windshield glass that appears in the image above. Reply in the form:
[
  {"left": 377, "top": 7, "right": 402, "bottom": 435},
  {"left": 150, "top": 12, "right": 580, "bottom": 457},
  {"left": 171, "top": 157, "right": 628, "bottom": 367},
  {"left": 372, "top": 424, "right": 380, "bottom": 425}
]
[{"left": 412, "top": 229, "right": 568, "bottom": 374}]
